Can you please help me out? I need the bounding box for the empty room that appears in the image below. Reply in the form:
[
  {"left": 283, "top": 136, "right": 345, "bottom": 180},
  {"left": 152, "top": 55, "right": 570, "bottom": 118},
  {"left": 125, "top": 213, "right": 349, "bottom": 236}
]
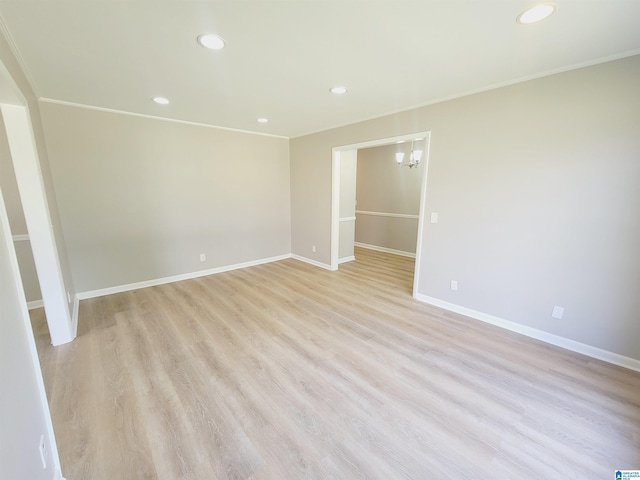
[{"left": 1, "top": 1, "right": 639, "bottom": 479}]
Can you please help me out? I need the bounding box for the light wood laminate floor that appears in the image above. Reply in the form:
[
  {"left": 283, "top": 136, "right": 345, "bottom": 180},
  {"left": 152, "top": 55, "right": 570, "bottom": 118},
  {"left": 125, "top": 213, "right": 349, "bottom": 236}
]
[{"left": 32, "top": 248, "right": 640, "bottom": 479}]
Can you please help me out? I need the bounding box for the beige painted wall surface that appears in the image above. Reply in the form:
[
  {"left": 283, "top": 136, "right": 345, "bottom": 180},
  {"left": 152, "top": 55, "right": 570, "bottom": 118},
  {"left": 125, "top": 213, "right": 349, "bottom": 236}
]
[
  {"left": 39, "top": 102, "right": 291, "bottom": 292},
  {"left": 290, "top": 55, "right": 640, "bottom": 360},
  {"left": 355, "top": 215, "right": 418, "bottom": 254},
  {"left": 357, "top": 143, "right": 423, "bottom": 215},
  {"left": 355, "top": 143, "right": 423, "bottom": 254}
]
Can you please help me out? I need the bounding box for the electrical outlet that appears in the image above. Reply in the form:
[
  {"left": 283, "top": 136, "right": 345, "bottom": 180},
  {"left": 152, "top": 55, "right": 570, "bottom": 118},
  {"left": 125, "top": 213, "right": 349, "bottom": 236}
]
[
  {"left": 39, "top": 434, "right": 47, "bottom": 469},
  {"left": 552, "top": 305, "right": 564, "bottom": 319},
  {"left": 431, "top": 212, "right": 439, "bottom": 224},
  {"left": 199, "top": 253, "right": 206, "bottom": 262},
  {"left": 450, "top": 280, "right": 458, "bottom": 291},
  {"left": 312, "top": 245, "right": 316, "bottom": 253}
]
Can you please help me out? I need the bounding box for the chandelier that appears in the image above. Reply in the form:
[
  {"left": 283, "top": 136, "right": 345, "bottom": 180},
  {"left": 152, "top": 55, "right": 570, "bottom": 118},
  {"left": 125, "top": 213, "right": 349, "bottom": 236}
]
[{"left": 395, "top": 139, "right": 423, "bottom": 168}]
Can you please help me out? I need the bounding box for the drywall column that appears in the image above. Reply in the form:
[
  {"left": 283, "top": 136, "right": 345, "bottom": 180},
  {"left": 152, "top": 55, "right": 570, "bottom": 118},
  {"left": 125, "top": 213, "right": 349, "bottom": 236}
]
[
  {"left": 338, "top": 149, "right": 357, "bottom": 263},
  {"left": 1, "top": 103, "right": 73, "bottom": 345}
]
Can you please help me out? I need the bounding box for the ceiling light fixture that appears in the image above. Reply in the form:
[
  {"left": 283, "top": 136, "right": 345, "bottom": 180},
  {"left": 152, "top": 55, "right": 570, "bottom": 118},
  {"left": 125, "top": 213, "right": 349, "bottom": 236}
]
[
  {"left": 517, "top": 3, "right": 557, "bottom": 24},
  {"left": 257, "top": 118, "right": 269, "bottom": 123},
  {"left": 330, "top": 86, "right": 348, "bottom": 95},
  {"left": 395, "top": 139, "right": 423, "bottom": 169},
  {"left": 197, "top": 33, "right": 226, "bottom": 50},
  {"left": 152, "top": 97, "right": 169, "bottom": 105}
]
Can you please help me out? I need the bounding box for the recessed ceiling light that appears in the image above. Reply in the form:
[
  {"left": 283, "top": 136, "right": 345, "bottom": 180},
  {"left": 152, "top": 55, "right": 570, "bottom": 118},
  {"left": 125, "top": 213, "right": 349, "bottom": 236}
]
[
  {"left": 517, "top": 3, "right": 557, "bottom": 24},
  {"left": 197, "top": 33, "right": 226, "bottom": 50},
  {"left": 152, "top": 97, "right": 169, "bottom": 105},
  {"left": 330, "top": 86, "right": 348, "bottom": 95},
  {"left": 257, "top": 118, "right": 269, "bottom": 123}
]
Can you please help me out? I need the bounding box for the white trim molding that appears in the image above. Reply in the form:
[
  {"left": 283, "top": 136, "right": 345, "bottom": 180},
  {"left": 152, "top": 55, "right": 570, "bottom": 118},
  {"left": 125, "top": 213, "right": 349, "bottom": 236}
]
[
  {"left": 77, "top": 254, "right": 292, "bottom": 300},
  {"left": 339, "top": 216, "right": 357, "bottom": 222},
  {"left": 355, "top": 242, "right": 416, "bottom": 259},
  {"left": 71, "top": 295, "right": 79, "bottom": 335},
  {"left": 291, "top": 254, "right": 334, "bottom": 271},
  {"left": 27, "top": 299, "right": 43, "bottom": 310},
  {"left": 415, "top": 294, "right": 640, "bottom": 373},
  {"left": 39, "top": 98, "right": 288, "bottom": 140},
  {"left": 12, "top": 233, "right": 29, "bottom": 242},
  {"left": 355, "top": 210, "right": 419, "bottom": 220},
  {"left": 338, "top": 255, "right": 356, "bottom": 264}
]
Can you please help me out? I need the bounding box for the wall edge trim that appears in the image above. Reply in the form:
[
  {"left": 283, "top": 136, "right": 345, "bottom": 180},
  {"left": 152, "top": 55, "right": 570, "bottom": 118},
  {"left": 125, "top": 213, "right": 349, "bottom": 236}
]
[
  {"left": 415, "top": 294, "right": 640, "bottom": 373},
  {"left": 290, "top": 49, "right": 640, "bottom": 139},
  {"left": 356, "top": 210, "right": 419, "bottom": 220},
  {"left": 338, "top": 255, "right": 356, "bottom": 264},
  {"left": 39, "top": 98, "right": 289, "bottom": 139},
  {"left": 71, "top": 295, "right": 79, "bottom": 338},
  {"left": 77, "top": 254, "right": 292, "bottom": 300},
  {"left": 291, "top": 254, "right": 335, "bottom": 271},
  {"left": 12, "top": 233, "right": 29, "bottom": 241},
  {"left": 355, "top": 242, "right": 416, "bottom": 259},
  {"left": 26, "top": 299, "right": 43, "bottom": 310}
]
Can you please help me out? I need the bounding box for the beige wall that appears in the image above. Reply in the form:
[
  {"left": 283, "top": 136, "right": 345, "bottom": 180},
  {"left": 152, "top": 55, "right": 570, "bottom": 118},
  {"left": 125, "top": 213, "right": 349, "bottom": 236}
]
[
  {"left": 355, "top": 143, "right": 423, "bottom": 254},
  {"left": 39, "top": 102, "right": 291, "bottom": 292},
  {"left": 290, "top": 55, "right": 640, "bottom": 360}
]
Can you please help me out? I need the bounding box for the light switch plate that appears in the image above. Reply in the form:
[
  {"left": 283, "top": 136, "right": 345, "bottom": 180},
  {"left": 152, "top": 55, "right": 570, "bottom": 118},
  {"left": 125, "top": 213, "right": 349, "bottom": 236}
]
[{"left": 431, "top": 212, "right": 439, "bottom": 224}]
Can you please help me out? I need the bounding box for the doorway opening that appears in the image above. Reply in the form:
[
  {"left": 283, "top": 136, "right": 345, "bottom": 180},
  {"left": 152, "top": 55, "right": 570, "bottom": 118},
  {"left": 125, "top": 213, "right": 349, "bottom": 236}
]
[
  {"left": 331, "top": 131, "right": 431, "bottom": 298},
  {"left": 0, "top": 59, "right": 75, "bottom": 345}
]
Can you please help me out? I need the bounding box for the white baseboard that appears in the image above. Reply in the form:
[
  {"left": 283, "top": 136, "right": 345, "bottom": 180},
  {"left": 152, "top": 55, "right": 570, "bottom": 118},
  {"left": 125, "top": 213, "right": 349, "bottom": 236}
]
[
  {"left": 70, "top": 295, "right": 79, "bottom": 338},
  {"left": 27, "top": 299, "right": 43, "bottom": 310},
  {"left": 291, "top": 254, "right": 334, "bottom": 271},
  {"left": 415, "top": 294, "right": 640, "bottom": 373},
  {"left": 77, "top": 254, "right": 292, "bottom": 300},
  {"left": 338, "top": 255, "right": 356, "bottom": 264},
  {"left": 355, "top": 242, "right": 416, "bottom": 259}
]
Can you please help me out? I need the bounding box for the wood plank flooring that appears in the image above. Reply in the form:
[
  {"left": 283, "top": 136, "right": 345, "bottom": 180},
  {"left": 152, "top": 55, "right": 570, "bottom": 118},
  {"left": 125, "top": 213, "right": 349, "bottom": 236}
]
[{"left": 31, "top": 247, "right": 640, "bottom": 479}]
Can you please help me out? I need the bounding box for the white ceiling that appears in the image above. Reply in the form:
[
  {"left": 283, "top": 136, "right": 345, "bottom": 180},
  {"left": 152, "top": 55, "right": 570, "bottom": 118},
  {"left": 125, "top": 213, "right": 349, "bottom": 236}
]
[{"left": 1, "top": 1, "right": 639, "bottom": 138}]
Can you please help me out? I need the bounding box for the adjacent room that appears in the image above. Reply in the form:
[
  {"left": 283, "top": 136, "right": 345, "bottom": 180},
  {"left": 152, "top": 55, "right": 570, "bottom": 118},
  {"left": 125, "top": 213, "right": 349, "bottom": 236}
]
[{"left": 1, "top": 2, "right": 639, "bottom": 479}]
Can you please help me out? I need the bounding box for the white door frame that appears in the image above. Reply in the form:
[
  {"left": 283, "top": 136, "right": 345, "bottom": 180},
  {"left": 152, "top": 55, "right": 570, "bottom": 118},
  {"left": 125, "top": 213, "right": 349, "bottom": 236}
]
[
  {"left": 0, "top": 59, "right": 74, "bottom": 345},
  {"left": 330, "top": 131, "right": 431, "bottom": 297}
]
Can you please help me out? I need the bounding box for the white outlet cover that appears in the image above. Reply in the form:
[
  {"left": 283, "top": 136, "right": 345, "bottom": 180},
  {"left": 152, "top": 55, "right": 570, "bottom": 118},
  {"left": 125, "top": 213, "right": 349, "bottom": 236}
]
[
  {"left": 430, "top": 212, "right": 439, "bottom": 224},
  {"left": 450, "top": 280, "right": 458, "bottom": 291},
  {"left": 552, "top": 305, "right": 564, "bottom": 319}
]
